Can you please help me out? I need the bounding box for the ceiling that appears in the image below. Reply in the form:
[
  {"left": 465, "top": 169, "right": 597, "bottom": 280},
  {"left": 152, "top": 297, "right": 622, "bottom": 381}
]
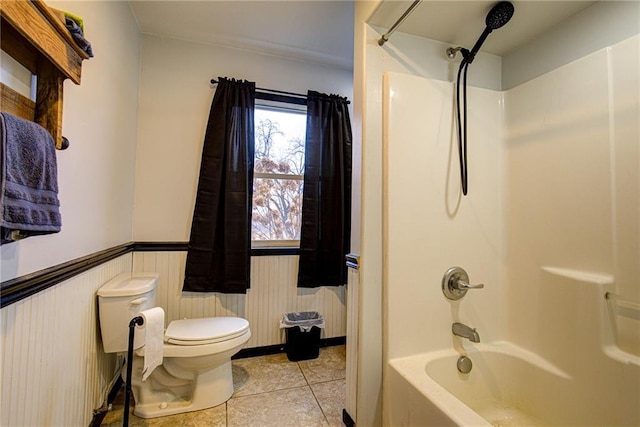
[
  {"left": 129, "top": 1, "right": 598, "bottom": 69},
  {"left": 369, "top": 1, "right": 597, "bottom": 56},
  {"left": 128, "top": 1, "right": 355, "bottom": 69}
]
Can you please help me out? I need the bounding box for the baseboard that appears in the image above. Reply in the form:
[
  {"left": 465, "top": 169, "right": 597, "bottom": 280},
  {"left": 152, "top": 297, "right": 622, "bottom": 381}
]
[
  {"left": 343, "top": 408, "right": 355, "bottom": 426},
  {"left": 89, "top": 375, "right": 123, "bottom": 427},
  {"left": 233, "top": 336, "right": 346, "bottom": 359},
  {"left": 108, "top": 376, "right": 124, "bottom": 404},
  {"left": 320, "top": 336, "right": 346, "bottom": 348}
]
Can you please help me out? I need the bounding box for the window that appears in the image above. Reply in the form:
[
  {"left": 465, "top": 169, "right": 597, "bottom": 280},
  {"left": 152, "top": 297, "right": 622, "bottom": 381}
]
[{"left": 252, "top": 101, "right": 306, "bottom": 247}]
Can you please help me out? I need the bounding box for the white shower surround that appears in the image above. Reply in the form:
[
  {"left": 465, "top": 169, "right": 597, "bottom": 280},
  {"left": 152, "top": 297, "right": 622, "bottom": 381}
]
[
  {"left": 383, "top": 34, "right": 639, "bottom": 425},
  {"left": 383, "top": 73, "right": 504, "bottom": 360}
]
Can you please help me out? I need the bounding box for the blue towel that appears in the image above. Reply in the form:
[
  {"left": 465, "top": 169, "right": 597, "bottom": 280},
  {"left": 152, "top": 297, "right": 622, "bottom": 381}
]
[
  {"left": 65, "top": 16, "right": 94, "bottom": 58},
  {"left": 1, "top": 112, "right": 61, "bottom": 244}
]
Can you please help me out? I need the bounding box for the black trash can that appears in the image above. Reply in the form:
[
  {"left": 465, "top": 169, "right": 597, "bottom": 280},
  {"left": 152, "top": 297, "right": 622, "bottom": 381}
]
[{"left": 280, "top": 311, "right": 325, "bottom": 361}]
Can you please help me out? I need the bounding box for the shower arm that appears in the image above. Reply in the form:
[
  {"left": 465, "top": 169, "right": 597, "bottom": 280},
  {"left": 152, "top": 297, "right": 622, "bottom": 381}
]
[{"left": 447, "top": 29, "right": 492, "bottom": 63}]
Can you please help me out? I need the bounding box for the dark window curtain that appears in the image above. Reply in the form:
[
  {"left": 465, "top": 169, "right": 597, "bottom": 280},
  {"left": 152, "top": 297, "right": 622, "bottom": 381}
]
[
  {"left": 297, "top": 91, "right": 352, "bottom": 288},
  {"left": 183, "top": 78, "right": 255, "bottom": 294}
]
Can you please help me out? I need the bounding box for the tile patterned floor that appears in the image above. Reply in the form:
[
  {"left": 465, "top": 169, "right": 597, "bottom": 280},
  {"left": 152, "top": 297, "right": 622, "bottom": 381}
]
[{"left": 101, "top": 345, "right": 345, "bottom": 427}]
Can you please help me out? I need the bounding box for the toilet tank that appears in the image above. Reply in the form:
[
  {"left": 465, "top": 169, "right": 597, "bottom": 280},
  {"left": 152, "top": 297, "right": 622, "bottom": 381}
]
[{"left": 97, "top": 272, "right": 160, "bottom": 354}]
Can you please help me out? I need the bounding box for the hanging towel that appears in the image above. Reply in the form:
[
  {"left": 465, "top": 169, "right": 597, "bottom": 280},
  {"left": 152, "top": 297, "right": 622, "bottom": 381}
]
[
  {"left": 138, "top": 307, "right": 165, "bottom": 381},
  {"left": 0, "top": 113, "right": 61, "bottom": 244}
]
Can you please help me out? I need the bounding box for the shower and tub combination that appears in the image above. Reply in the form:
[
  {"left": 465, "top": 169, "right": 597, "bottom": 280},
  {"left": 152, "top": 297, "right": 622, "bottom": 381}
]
[
  {"left": 379, "top": 1, "right": 640, "bottom": 426},
  {"left": 388, "top": 266, "right": 639, "bottom": 426}
]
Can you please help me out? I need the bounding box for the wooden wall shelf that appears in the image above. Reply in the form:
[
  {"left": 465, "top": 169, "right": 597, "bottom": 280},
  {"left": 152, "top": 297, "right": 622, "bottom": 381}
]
[{"left": 0, "top": 0, "right": 88, "bottom": 149}]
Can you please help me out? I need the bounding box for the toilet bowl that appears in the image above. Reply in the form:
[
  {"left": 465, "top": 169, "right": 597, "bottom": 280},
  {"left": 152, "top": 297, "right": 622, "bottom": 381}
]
[{"left": 97, "top": 273, "right": 251, "bottom": 418}]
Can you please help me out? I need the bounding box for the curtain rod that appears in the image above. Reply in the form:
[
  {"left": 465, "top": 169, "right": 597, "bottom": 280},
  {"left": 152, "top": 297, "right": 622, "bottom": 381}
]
[
  {"left": 210, "top": 79, "right": 306, "bottom": 99},
  {"left": 378, "top": 0, "right": 422, "bottom": 46},
  {"left": 209, "top": 79, "right": 350, "bottom": 104}
]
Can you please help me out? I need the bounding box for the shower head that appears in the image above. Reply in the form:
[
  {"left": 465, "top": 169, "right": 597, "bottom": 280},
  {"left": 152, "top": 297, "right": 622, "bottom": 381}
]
[
  {"left": 485, "top": 1, "right": 515, "bottom": 30},
  {"left": 454, "top": 1, "right": 514, "bottom": 196},
  {"left": 464, "top": 1, "right": 514, "bottom": 64}
]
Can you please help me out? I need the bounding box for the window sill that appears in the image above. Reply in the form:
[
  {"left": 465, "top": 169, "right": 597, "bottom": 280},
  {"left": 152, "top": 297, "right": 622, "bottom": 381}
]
[{"left": 251, "top": 247, "right": 300, "bottom": 256}]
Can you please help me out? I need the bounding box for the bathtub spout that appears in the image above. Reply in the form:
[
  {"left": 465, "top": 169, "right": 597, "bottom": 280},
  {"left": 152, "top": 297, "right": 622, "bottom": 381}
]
[{"left": 452, "top": 322, "right": 480, "bottom": 342}]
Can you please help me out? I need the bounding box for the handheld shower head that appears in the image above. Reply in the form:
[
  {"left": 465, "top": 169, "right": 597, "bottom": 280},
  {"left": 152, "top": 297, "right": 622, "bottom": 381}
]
[
  {"left": 464, "top": 1, "right": 514, "bottom": 64},
  {"left": 485, "top": 1, "right": 515, "bottom": 30},
  {"left": 455, "top": 1, "right": 514, "bottom": 196}
]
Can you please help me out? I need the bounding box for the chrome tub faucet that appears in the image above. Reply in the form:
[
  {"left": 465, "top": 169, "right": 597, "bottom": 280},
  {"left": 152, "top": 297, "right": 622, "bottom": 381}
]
[{"left": 452, "top": 322, "right": 480, "bottom": 343}]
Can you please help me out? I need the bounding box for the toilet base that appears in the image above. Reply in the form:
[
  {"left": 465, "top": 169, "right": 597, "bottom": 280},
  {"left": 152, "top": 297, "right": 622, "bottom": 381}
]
[{"left": 132, "top": 360, "right": 234, "bottom": 418}]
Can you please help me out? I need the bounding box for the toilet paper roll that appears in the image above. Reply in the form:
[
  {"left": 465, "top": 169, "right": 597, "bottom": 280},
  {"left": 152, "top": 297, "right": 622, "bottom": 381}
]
[{"left": 138, "top": 307, "right": 165, "bottom": 381}]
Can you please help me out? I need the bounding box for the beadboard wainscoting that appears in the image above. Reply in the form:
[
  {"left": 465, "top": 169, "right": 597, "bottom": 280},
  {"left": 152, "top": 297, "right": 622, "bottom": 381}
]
[
  {"left": 1, "top": 248, "right": 346, "bottom": 426},
  {"left": 132, "top": 252, "right": 347, "bottom": 349},
  {"left": 0, "top": 254, "right": 132, "bottom": 427}
]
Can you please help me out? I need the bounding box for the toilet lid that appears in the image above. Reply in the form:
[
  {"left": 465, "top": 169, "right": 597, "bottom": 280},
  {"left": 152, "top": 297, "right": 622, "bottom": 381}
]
[{"left": 165, "top": 317, "right": 249, "bottom": 345}]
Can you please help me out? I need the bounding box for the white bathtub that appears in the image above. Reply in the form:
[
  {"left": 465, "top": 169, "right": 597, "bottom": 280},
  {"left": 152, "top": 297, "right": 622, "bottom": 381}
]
[{"left": 387, "top": 342, "right": 640, "bottom": 426}]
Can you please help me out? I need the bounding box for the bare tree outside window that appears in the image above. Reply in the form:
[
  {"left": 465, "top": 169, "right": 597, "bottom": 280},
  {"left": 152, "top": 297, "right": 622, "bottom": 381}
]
[{"left": 252, "top": 107, "right": 305, "bottom": 243}]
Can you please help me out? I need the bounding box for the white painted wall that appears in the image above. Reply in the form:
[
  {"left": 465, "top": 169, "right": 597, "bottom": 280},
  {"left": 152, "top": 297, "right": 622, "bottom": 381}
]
[
  {"left": 0, "top": 1, "right": 140, "bottom": 281},
  {"left": 1, "top": 3, "right": 140, "bottom": 425},
  {"left": 502, "top": 1, "right": 640, "bottom": 89},
  {"left": 132, "top": 34, "right": 353, "bottom": 241}
]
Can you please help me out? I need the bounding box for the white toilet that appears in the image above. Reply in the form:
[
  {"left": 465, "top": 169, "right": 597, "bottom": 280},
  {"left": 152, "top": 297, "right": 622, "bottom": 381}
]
[{"left": 97, "top": 272, "right": 251, "bottom": 418}]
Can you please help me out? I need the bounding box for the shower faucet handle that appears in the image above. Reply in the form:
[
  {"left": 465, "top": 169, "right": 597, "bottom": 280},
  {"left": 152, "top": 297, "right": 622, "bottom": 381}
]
[
  {"left": 454, "top": 279, "right": 484, "bottom": 290},
  {"left": 442, "top": 267, "right": 484, "bottom": 300}
]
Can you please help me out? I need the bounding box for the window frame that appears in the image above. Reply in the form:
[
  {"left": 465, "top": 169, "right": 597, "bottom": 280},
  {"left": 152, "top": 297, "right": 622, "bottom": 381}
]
[{"left": 251, "top": 92, "right": 307, "bottom": 249}]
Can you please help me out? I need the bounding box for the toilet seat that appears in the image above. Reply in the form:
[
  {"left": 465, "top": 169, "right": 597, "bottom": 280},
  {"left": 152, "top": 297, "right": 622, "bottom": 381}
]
[{"left": 165, "top": 317, "right": 250, "bottom": 346}]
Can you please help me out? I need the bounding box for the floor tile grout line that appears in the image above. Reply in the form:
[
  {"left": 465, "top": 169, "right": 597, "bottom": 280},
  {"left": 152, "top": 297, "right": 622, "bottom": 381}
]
[
  {"left": 231, "top": 383, "right": 312, "bottom": 400},
  {"left": 309, "top": 382, "right": 332, "bottom": 426},
  {"left": 296, "top": 360, "right": 312, "bottom": 386},
  {"left": 232, "top": 376, "right": 345, "bottom": 399},
  {"left": 231, "top": 356, "right": 308, "bottom": 398},
  {"left": 304, "top": 376, "right": 347, "bottom": 386}
]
